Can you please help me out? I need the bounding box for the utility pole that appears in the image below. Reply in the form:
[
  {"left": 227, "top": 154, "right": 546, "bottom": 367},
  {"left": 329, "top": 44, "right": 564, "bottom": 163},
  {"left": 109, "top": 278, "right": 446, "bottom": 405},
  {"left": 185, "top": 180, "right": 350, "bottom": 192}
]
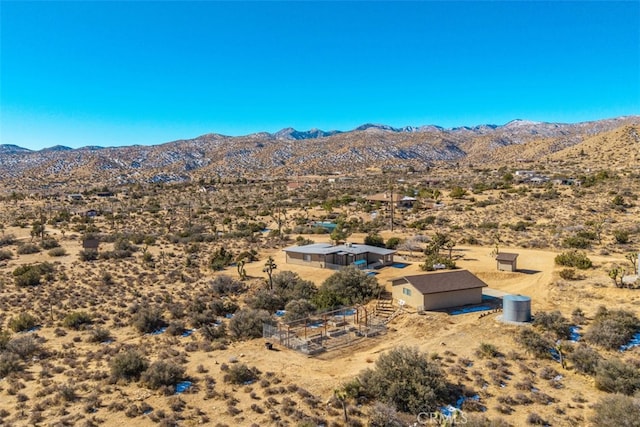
[{"left": 389, "top": 184, "right": 394, "bottom": 232}]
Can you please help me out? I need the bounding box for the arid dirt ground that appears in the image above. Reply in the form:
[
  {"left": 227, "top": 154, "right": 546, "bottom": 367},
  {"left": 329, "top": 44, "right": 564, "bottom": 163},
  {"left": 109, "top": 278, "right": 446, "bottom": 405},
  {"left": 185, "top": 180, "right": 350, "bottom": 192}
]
[{"left": 0, "top": 163, "right": 639, "bottom": 426}]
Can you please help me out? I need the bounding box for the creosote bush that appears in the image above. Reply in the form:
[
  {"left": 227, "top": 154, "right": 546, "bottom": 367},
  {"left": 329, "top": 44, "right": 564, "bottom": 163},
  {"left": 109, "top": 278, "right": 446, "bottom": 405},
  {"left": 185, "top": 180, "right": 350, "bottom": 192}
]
[
  {"left": 110, "top": 350, "right": 149, "bottom": 382},
  {"left": 358, "top": 346, "right": 450, "bottom": 414},
  {"left": 63, "top": 311, "right": 93, "bottom": 330},
  {"left": 591, "top": 394, "right": 640, "bottom": 426},
  {"left": 131, "top": 307, "right": 166, "bottom": 334},
  {"left": 595, "top": 358, "right": 640, "bottom": 395},
  {"left": 8, "top": 313, "right": 38, "bottom": 332},
  {"left": 223, "top": 363, "right": 261, "bottom": 385},
  {"left": 584, "top": 306, "right": 640, "bottom": 350},
  {"left": 554, "top": 250, "right": 592, "bottom": 269},
  {"left": 229, "top": 309, "right": 273, "bottom": 340},
  {"left": 141, "top": 360, "right": 186, "bottom": 390}
]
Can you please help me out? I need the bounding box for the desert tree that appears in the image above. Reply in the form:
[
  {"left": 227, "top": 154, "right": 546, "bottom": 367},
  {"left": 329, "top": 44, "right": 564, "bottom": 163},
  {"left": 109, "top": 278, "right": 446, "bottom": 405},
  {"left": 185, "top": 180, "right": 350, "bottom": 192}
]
[{"left": 263, "top": 256, "right": 277, "bottom": 290}]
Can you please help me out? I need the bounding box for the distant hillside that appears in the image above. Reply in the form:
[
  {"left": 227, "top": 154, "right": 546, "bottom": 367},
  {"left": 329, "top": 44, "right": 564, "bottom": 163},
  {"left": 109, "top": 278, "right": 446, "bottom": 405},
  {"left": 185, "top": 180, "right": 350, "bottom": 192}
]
[{"left": 1, "top": 116, "right": 638, "bottom": 189}]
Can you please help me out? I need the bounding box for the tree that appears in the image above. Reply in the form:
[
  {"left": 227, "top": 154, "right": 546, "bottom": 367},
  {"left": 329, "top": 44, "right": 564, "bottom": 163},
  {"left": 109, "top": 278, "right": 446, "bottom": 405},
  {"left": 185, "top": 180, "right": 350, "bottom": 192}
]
[
  {"left": 364, "top": 233, "right": 385, "bottom": 248},
  {"left": 314, "top": 266, "right": 382, "bottom": 310},
  {"left": 358, "top": 346, "right": 450, "bottom": 413},
  {"left": 263, "top": 256, "right": 277, "bottom": 290},
  {"left": 609, "top": 267, "right": 625, "bottom": 288},
  {"left": 30, "top": 221, "right": 45, "bottom": 241},
  {"left": 627, "top": 252, "right": 639, "bottom": 274}
]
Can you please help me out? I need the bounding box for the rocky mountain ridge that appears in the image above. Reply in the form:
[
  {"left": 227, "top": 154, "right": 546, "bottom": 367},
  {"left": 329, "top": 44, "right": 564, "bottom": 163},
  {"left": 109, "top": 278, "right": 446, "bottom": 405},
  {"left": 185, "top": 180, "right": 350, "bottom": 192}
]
[{"left": 1, "top": 116, "right": 638, "bottom": 189}]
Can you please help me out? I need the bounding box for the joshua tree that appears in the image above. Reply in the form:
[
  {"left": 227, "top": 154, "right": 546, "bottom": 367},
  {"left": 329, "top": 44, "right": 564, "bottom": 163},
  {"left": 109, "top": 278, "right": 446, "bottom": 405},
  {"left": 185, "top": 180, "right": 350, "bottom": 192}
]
[
  {"left": 237, "top": 258, "right": 247, "bottom": 280},
  {"left": 263, "top": 256, "right": 277, "bottom": 290},
  {"left": 30, "top": 220, "right": 45, "bottom": 241},
  {"left": 626, "top": 252, "right": 639, "bottom": 274},
  {"left": 608, "top": 267, "right": 625, "bottom": 288}
]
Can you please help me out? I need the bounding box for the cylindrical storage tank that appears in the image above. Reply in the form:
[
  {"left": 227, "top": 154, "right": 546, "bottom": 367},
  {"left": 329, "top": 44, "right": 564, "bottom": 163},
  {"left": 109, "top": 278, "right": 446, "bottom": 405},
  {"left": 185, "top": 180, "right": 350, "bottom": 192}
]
[{"left": 503, "top": 294, "right": 531, "bottom": 322}]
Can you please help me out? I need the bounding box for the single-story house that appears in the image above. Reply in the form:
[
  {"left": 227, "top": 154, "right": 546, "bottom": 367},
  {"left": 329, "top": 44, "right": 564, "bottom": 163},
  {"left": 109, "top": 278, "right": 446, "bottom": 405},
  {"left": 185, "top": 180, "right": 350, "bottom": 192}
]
[
  {"left": 496, "top": 253, "right": 519, "bottom": 272},
  {"left": 283, "top": 243, "right": 395, "bottom": 270},
  {"left": 366, "top": 193, "right": 417, "bottom": 209},
  {"left": 391, "top": 270, "right": 488, "bottom": 311}
]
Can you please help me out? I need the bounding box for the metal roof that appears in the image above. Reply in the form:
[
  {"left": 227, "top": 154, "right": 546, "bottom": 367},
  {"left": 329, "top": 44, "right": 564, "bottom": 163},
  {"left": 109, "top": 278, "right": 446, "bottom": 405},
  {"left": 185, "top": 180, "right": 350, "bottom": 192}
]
[
  {"left": 495, "top": 252, "right": 519, "bottom": 262},
  {"left": 283, "top": 243, "right": 395, "bottom": 256}
]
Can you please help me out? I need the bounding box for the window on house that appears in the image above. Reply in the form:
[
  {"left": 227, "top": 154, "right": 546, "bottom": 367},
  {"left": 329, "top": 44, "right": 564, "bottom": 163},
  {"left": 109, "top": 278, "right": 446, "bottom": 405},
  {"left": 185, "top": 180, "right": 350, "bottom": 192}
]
[
  {"left": 303, "top": 254, "right": 311, "bottom": 262},
  {"left": 403, "top": 288, "right": 412, "bottom": 296}
]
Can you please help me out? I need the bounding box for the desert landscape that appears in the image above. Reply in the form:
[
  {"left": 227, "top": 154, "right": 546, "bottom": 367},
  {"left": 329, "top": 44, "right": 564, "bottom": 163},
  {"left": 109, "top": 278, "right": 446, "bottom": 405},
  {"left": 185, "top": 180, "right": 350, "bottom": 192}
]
[{"left": 0, "top": 119, "right": 639, "bottom": 426}]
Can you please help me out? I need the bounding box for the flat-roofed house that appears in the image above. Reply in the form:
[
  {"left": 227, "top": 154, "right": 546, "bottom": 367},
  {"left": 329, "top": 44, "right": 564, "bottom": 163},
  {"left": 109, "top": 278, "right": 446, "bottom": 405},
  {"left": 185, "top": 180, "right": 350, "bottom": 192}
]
[
  {"left": 391, "top": 270, "right": 488, "bottom": 311},
  {"left": 283, "top": 243, "right": 395, "bottom": 270}
]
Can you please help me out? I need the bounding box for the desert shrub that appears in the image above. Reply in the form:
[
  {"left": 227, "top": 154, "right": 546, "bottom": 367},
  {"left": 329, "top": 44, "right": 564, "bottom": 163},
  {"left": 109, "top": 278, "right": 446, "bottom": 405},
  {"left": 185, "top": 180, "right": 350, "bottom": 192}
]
[
  {"left": 131, "top": 307, "right": 166, "bottom": 334},
  {"left": 314, "top": 266, "right": 382, "bottom": 310},
  {"left": 141, "top": 360, "right": 186, "bottom": 390},
  {"left": 0, "top": 234, "right": 16, "bottom": 247},
  {"left": 223, "top": 363, "right": 260, "bottom": 385},
  {"left": 584, "top": 307, "right": 640, "bottom": 350},
  {"left": 79, "top": 249, "right": 98, "bottom": 261},
  {"left": 211, "top": 275, "right": 245, "bottom": 296},
  {"left": 165, "top": 321, "right": 186, "bottom": 337},
  {"left": 568, "top": 344, "right": 601, "bottom": 375},
  {"left": 368, "top": 402, "right": 404, "bottom": 427},
  {"left": 40, "top": 238, "right": 60, "bottom": 249},
  {"left": 63, "top": 311, "right": 93, "bottom": 330},
  {"left": 48, "top": 247, "right": 67, "bottom": 257},
  {"left": 516, "top": 329, "right": 552, "bottom": 359},
  {"left": 0, "top": 352, "right": 23, "bottom": 377},
  {"left": 272, "top": 271, "right": 317, "bottom": 303},
  {"left": 591, "top": 394, "right": 640, "bottom": 426},
  {"left": 282, "top": 299, "right": 316, "bottom": 323},
  {"left": 554, "top": 250, "right": 592, "bottom": 269},
  {"left": 87, "top": 327, "right": 113, "bottom": 343},
  {"left": 364, "top": 233, "right": 385, "bottom": 248},
  {"left": 200, "top": 322, "right": 227, "bottom": 341},
  {"left": 359, "top": 346, "right": 450, "bottom": 414},
  {"left": 385, "top": 237, "right": 402, "bottom": 249},
  {"left": 16, "top": 243, "right": 40, "bottom": 254},
  {"left": 595, "top": 358, "right": 640, "bottom": 395},
  {"left": 476, "top": 343, "right": 501, "bottom": 359},
  {"left": 12, "top": 262, "right": 54, "bottom": 287},
  {"left": 8, "top": 313, "right": 38, "bottom": 332},
  {"left": 209, "top": 247, "right": 233, "bottom": 271},
  {"left": 527, "top": 413, "right": 547, "bottom": 425},
  {"left": 247, "top": 289, "right": 286, "bottom": 312},
  {"left": 6, "top": 335, "right": 41, "bottom": 359},
  {"left": 110, "top": 350, "right": 149, "bottom": 382},
  {"left": 562, "top": 236, "right": 591, "bottom": 249},
  {"left": 0, "top": 249, "right": 12, "bottom": 260},
  {"left": 229, "top": 309, "right": 273, "bottom": 340},
  {"left": 614, "top": 229, "right": 630, "bottom": 244},
  {"left": 533, "top": 311, "right": 571, "bottom": 340},
  {"left": 559, "top": 268, "right": 577, "bottom": 280}
]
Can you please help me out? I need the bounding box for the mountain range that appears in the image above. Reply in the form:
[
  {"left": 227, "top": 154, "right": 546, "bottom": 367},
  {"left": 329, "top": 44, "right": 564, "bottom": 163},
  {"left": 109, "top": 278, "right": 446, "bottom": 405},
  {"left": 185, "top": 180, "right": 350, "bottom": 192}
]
[{"left": 1, "top": 116, "right": 639, "bottom": 189}]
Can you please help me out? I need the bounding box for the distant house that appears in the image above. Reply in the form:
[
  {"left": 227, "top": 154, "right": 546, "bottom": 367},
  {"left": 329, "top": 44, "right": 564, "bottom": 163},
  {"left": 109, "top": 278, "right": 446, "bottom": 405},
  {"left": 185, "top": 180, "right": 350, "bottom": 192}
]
[
  {"left": 85, "top": 209, "right": 98, "bottom": 218},
  {"left": 96, "top": 191, "right": 113, "bottom": 197},
  {"left": 366, "top": 193, "right": 417, "bottom": 209},
  {"left": 283, "top": 243, "right": 395, "bottom": 270},
  {"left": 391, "top": 270, "right": 488, "bottom": 311},
  {"left": 496, "top": 253, "right": 519, "bottom": 272},
  {"left": 67, "top": 194, "right": 83, "bottom": 201}
]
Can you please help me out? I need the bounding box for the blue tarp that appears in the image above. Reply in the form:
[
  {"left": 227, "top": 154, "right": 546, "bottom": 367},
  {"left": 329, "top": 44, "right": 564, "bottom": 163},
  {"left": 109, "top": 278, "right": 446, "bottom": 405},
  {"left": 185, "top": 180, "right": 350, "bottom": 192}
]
[
  {"left": 353, "top": 259, "right": 367, "bottom": 266},
  {"left": 441, "top": 395, "right": 481, "bottom": 417},
  {"left": 148, "top": 327, "right": 167, "bottom": 336},
  {"left": 275, "top": 310, "right": 286, "bottom": 317},
  {"left": 181, "top": 329, "right": 196, "bottom": 338},
  {"left": 450, "top": 306, "right": 492, "bottom": 315},
  {"left": 569, "top": 326, "right": 580, "bottom": 342},
  {"left": 620, "top": 332, "right": 640, "bottom": 351},
  {"left": 175, "top": 381, "right": 192, "bottom": 394}
]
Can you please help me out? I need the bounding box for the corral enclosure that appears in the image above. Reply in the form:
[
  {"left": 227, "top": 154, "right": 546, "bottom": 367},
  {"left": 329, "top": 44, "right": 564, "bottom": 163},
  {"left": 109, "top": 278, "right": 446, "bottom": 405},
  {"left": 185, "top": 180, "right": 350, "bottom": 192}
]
[{"left": 263, "top": 306, "right": 388, "bottom": 355}]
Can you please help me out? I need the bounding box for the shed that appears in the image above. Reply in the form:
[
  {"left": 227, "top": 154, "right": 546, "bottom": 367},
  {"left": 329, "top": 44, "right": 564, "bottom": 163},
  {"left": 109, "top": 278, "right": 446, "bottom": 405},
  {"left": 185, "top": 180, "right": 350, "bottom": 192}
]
[
  {"left": 82, "top": 238, "right": 100, "bottom": 250},
  {"left": 496, "top": 252, "right": 519, "bottom": 272},
  {"left": 391, "top": 270, "right": 488, "bottom": 311}
]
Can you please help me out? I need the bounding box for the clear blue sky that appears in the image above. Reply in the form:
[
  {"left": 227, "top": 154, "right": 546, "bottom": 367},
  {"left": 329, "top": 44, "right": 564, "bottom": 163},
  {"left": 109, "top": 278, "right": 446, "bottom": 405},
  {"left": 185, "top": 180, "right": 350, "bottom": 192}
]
[{"left": 1, "top": 1, "right": 639, "bottom": 150}]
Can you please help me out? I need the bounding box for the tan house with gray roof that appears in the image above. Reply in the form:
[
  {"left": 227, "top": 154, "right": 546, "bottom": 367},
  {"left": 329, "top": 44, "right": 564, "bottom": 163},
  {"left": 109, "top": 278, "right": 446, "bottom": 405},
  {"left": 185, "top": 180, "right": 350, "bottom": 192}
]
[{"left": 391, "top": 270, "right": 488, "bottom": 311}]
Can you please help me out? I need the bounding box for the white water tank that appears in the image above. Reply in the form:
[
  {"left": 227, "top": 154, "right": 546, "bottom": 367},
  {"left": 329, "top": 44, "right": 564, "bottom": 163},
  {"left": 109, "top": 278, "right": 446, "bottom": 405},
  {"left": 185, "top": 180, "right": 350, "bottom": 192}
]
[{"left": 503, "top": 294, "right": 531, "bottom": 322}]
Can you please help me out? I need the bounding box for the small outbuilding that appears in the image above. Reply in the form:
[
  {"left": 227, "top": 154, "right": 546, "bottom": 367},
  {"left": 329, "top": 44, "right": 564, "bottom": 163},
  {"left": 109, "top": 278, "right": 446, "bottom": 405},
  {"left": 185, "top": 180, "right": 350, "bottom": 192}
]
[
  {"left": 391, "top": 270, "right": 488, "bottom": 311},
  {"left": 496, "top": 252, "right": 519, "bottom": 272}
]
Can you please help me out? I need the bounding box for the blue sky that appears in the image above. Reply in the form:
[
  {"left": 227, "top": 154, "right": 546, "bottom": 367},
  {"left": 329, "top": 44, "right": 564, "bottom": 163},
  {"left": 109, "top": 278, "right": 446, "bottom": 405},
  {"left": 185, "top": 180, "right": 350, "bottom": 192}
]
[{"left": 1, "top": 1, "right": 639, "bottom": 150}]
